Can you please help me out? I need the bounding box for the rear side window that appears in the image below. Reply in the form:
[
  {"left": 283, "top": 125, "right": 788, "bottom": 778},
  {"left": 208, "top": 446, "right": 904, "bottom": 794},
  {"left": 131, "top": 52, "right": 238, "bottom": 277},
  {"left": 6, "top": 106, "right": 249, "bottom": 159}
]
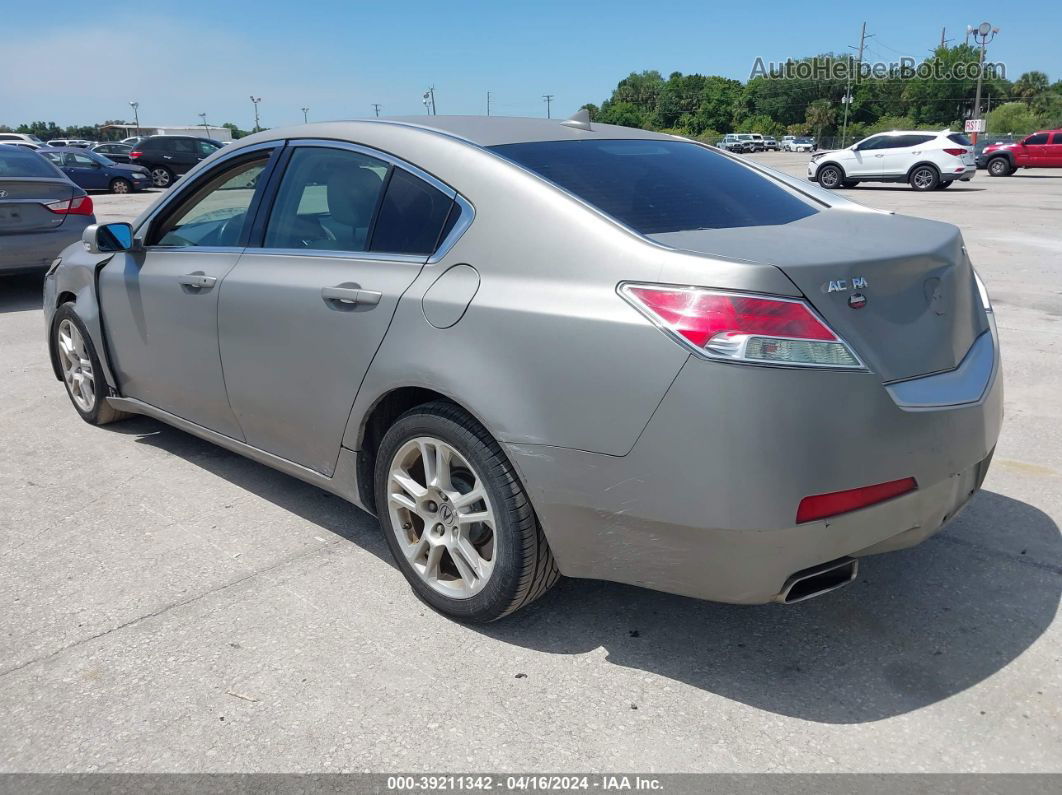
[
  {"left": 491, "top": 139, "right": 816, "bottom": 234},
  {"left": 264, "top": 147, "right": 388, "bottom": 252},
  {"left": 0, "top": 148, "right": 64, "bottom": 178},
  {"left": 369, "top": 168, "right": 454, "bottom": 255},
  {"left": 143, "top": 138, "right": 172, "bottom": 152},
  {"left": 1053, "top": 134, "right": 1062, "bottom": 145},
  {"left": 948, "top": 133, "right": 973, "bottom": 146}
]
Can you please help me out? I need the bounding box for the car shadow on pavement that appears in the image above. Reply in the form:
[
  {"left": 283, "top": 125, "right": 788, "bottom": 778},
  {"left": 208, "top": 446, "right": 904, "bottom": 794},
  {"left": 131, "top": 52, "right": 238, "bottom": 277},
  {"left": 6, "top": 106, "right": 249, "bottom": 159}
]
[
  {"left": 477, "top": 489, "right": 1060, "bottom": 724},
  {"left": 108, "top": 419, "right": 1059, "bottom": 725},
  {"left": 0, "top": 274, "right": 45, "bottom": 314}
]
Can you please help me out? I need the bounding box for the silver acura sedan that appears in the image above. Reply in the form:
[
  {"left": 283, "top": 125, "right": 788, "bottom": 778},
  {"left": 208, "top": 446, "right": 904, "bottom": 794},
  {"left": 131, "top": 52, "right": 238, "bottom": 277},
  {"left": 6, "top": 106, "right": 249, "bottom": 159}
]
[{"left": 43, "top": 115, "right": 1002, "bottom": 622}]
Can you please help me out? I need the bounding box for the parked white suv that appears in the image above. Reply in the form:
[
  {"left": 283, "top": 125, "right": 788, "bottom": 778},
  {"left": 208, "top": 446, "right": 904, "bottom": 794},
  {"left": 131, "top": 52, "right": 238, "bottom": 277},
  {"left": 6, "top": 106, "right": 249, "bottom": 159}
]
[
  {"left": 0, "top": 133, "right": 45, "bottom": 147},
  {"left": 808, "top": 130, "right": 976, "bottom": 191}
]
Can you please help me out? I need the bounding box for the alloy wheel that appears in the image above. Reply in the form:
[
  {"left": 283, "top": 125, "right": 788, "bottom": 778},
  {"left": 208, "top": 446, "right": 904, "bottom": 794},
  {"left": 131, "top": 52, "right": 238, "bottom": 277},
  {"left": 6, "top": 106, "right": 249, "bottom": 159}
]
[
  {"left": 819, "top": 167, "right": 841, "bottom": 188},
  {"left": 151, "top": 168, "right": 171, "bottom": 187},
  {"left": 989, "top": 159, "right": 1008, "bottom": 176},
  {"left": 56, "top": 319, "right": 95, "bottom": 412},
  {"left": 386, "top": 436, "right": 497, "bottom": 598},
  {"left": 112, "top": 179, "right": 130, "bottom": 194},
  {"left": 912, "top": 167, "right": 935, "bottom": 190}
]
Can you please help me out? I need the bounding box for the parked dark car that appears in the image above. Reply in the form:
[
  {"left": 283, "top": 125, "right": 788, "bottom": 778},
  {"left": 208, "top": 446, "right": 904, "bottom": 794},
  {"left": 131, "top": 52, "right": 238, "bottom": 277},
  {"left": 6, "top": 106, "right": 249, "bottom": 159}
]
[
  {"left": 0, "top": 145, "right": 95, "bottom": 275},
  {"left": 128, "top": 135, "right": 223, "bottom": 187},
  {"left": 38, "top": 147, "right": 152, "bottom": 194},
  {"left": 92, "top": 143, "right": 133, "bottom": 163}
]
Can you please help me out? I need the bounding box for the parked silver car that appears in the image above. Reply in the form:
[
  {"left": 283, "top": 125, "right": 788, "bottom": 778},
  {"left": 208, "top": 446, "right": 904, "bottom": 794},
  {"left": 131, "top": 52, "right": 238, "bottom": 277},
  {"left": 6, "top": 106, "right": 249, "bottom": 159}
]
[{"left": 43, "top": 116, "right": 1002, "bottom": 622}]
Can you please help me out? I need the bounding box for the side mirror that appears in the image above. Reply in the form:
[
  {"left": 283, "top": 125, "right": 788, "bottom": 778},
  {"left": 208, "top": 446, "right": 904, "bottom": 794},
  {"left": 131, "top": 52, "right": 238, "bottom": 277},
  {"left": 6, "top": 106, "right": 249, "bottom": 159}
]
[{"left": 83, "top": 222, "right": 134, "bottom": 254}]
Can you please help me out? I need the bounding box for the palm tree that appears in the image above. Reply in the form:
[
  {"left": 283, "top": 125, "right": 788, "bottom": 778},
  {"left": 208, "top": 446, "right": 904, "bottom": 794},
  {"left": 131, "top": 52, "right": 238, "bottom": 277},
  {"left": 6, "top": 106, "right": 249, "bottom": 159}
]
[
  {"left": 1014, "top": 72, "right": 1050, "bottom": 106},
  {"left": 805, "top": 100, "right": 836, "bottom": 144}
]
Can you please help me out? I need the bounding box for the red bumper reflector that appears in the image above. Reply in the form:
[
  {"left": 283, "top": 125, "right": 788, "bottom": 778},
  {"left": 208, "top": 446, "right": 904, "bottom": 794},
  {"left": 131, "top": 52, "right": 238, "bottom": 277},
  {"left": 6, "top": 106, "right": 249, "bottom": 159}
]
[{"left": 796, "top": 477, "right": 917, "bottom": 523}]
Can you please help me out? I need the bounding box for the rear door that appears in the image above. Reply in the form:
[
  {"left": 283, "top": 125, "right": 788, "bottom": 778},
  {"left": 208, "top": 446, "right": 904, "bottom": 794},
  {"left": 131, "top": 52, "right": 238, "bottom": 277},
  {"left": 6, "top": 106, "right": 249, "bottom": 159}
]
[
  {"left": 170, "top": 138, "right": 200, "bottom": 174},
  {"left": 217, "top": 141, "right": 458, "bottom": 474},
  {"left": 1049, "top": 133, "right": 1062, "bottom": 166},
  {"left": 878, "top": 133, "right": 935, "bottom": 178}
]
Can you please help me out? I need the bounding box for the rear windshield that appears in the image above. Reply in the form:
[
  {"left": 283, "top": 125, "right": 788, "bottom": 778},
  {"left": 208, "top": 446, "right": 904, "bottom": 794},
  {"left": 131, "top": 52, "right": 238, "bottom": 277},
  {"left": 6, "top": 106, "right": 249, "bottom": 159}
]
[
  {"left": 490, "top": 139, "right": 817, "bottom": 234},
  {"left": 0, "top": 148, "right": 64, "bottom": 178},
  {"left": 947, "top": 133, "right": 973, "bottom": 146}
]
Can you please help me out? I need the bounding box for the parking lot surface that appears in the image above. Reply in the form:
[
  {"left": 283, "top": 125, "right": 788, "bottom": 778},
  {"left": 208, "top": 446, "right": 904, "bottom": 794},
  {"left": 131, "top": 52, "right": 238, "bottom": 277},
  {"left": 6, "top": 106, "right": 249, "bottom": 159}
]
[{"left": 1, "top": 154, "right": 1059, "bottom": 772}]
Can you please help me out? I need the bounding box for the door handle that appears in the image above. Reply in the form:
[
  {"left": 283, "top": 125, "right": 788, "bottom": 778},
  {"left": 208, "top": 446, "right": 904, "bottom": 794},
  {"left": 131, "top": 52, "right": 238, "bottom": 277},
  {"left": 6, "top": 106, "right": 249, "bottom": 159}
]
[
  {"left": 178, "top": 273, "right": 217, "bottom": 289},
  {"left": 875, "top": 154, "right": 885, "bottom": 158},
  {"left": 321, "top": 286, "right": 383, "bottom": 306}
]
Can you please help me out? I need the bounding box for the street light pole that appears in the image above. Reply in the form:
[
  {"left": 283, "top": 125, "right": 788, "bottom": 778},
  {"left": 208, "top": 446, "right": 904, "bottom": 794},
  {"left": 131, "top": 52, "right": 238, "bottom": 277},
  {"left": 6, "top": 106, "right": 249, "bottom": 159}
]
[
  {"left": 129, "top": 101, "right": 140, "bottom": 138},
  {"left": 249, "top": 96, "right": 262, "bottom": 133},
  {"left": 969, "top": 22, "right": 999, "bottom": 145},
  {"left": 301, "top": 107, "right": 309, "bottom": 123}
]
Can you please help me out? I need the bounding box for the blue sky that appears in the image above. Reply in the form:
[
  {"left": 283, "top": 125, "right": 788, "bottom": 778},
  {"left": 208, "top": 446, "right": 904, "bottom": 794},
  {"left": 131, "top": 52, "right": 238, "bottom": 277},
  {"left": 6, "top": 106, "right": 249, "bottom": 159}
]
[{"left": 2, "top": 1, "right": 1054, "bottom": 128}]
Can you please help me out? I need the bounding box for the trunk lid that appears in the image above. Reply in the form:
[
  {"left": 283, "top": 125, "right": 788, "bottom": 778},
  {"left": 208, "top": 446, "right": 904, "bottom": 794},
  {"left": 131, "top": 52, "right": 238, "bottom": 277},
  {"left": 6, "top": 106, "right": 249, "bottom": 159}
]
[
  {"left": 0, "top": 179, "right": 77, "bottom": 234},
  {"left": 650, "top": 211, "right": 988, "bottom": 382}
]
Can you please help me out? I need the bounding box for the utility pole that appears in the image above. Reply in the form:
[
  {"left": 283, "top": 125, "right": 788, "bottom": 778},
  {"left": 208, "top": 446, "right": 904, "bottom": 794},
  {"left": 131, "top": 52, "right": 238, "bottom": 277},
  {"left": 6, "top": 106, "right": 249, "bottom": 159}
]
[
  {"left": 486, "top": 91, "right": 492, "bottom": 116},
  {"left": 301, "top": 107, "right": 309, "bottom": 123},
  {"left": 129, "top": 101, "right": 140, "bottom": 138},
  {"left": 542, "top": 94, "right": 554, "bottom": 119},
  {"left": 840, "top": 22, "right": 870, "bottom": 148},
  {"left": 249, "top": 95, "right": 262, "bottom": 133},
  {"left": 940, "top": 27, "right": 950, "bottom": 48},
  {"left": 430, "top": 86, "right": 436, "bottom": 115},
  {"left": 969, "top": 22, "right": 999, "bottom": 145},
  {"left": 372, "top": 104, "right": 382, "bottom": 117},
  {"left": 198, "top": 112, "right": 210, "bottom": 137}
]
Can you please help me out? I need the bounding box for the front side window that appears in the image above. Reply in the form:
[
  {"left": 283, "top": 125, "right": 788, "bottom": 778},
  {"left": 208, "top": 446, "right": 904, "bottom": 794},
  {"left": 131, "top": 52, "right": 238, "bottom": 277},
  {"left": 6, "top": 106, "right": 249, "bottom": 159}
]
[
  {"left": 152, "top": 156, "right": 268, "bottom": 247},
  {"left": 264, "top": 147, "right": 388, "bottom": 252},
  {"left": 197, "top": 140, "right": 219, "bottom": 157},
  {"left": 1025, "top": 133, "right": 1049, "bottom": 145},
  {"left": 491, "top": 139, "right": 817, "bottom": 234},
  {"left": 856, "top": 136, "right": 889, "bottom": 151},
  {"left": 65, "top": 153, "right": 98, "bottom": 168}
]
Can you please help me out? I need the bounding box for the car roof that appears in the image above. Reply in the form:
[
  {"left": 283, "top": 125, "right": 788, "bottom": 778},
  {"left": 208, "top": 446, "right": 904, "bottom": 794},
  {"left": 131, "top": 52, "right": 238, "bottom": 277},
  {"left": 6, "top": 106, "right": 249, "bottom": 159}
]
[{"left": 242, "top": 116, "right": 677, "bottom": 148}]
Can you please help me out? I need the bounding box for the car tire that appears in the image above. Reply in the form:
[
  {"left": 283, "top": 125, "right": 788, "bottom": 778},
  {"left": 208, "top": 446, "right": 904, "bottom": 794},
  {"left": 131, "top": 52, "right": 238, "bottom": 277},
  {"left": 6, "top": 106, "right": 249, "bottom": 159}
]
[
  {"left": 52, "top": 304, "right": 130, "bottom": 426},
  {"left": 150, "top": 166, "right": 174, "bottom": 188},
  {"left": 109, "top": 178, "right": 132, "bottom": 194},
  {"left": 817, "top": 164, "right": 844, "bottom": 189},
  {"left": 987, "top": 157, "right": 1012, "bottom": 177},
  {"left": 841, "top": 180, "right": 859, "bottom": 188},
  {"left": 374, "top": 400, "right": 559, "bottom": 623},
  {"left": 909, "top": 165, "right": 940, "bottom": 191}
]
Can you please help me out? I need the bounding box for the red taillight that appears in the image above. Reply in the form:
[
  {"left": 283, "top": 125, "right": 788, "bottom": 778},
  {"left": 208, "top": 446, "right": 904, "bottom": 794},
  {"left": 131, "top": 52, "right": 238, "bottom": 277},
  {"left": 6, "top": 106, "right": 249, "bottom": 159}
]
[
  {"left": 796, "top": 477, "right": 918, "bottom": 523},
  {"left": 943, "top": 148, "right": 968, "bottom": 157},
  {"left": 129, "top": 150, "right": 142, "bottom": 159},
  {"left": 44, "top": 196, "right": 94, "bottom": 216},
  {"left": 620, "top": 284, "right": 862, "bottom": 368}
]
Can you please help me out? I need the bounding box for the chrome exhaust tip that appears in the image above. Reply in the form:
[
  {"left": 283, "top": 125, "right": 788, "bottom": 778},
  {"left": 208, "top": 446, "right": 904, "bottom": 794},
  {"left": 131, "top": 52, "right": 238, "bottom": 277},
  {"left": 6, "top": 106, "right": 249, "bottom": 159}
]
[{"left": 775, "top": 557, "right": 858, "bottom": 604}]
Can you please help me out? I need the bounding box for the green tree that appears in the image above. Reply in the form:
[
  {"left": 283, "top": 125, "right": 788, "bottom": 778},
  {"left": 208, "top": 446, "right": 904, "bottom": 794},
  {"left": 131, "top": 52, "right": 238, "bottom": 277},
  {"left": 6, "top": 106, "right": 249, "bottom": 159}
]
[
  {"left": 222, "top": 122, "right": 250, "bottom": 139},
  {"left": 986, "top": 102, "right": 1043, "bottom": 135},
  {"left": 805, "top": 100, "right": 836, "bottom": 141},
  {"left": 1013, "top": 71, "right": 1050, "bottom": 105}
]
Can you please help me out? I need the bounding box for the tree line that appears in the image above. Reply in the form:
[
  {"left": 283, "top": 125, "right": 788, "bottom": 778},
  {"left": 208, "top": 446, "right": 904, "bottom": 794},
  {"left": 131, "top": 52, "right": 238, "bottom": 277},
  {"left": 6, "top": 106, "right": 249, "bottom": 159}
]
[
  {"left": 0, "top": 120, "right": 253, "bottom": 141},
  {"left": 582, "top": 45, "right": 1061, "bottom": 145}
]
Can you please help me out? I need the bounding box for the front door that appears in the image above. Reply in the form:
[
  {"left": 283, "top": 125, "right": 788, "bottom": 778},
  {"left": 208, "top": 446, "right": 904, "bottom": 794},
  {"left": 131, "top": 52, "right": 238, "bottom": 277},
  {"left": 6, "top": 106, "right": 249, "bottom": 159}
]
[
  {"left": 217, "top": 143, "right": 457, "bottom": 474},
  {"left": 98, "top": 149, "right": 276, "bottom": 438},
  {"left": 62, "top": 152, "right": 108, "bottom": 190},
  {"left": 845, "top": 135, "right": 888, "bottom": 177}
]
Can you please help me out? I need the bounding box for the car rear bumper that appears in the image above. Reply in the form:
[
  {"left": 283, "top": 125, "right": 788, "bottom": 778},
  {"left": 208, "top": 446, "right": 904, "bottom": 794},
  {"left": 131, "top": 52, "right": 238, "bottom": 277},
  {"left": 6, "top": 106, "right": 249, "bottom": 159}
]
[
  {"left": 0, "top": 219, "right": 91, "bottom": 274},
  {"left": 508, "top": 324, "right": 1002, "bottom": 604}
]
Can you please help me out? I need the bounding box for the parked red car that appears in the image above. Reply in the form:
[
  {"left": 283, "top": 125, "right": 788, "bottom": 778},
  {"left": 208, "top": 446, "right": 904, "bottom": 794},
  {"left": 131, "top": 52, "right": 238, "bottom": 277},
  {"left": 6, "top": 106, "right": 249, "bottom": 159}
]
[{"left": 979, "top": 129, "right": 1062, "bottom": 176}]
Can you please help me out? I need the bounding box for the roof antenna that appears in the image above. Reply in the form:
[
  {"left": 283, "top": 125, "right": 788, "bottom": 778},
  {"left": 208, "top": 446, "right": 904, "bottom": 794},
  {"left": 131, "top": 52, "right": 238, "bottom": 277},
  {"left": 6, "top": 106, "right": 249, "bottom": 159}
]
[{"left": 561, "top": 107, "right": 592, "bottom": 131}]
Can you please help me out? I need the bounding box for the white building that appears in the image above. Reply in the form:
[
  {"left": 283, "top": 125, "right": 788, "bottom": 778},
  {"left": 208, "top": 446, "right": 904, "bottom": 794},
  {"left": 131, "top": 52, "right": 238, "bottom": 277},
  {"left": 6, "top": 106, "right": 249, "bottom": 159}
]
[{"left": 99, "top": 124, "right": 233, "bottom": 142}]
